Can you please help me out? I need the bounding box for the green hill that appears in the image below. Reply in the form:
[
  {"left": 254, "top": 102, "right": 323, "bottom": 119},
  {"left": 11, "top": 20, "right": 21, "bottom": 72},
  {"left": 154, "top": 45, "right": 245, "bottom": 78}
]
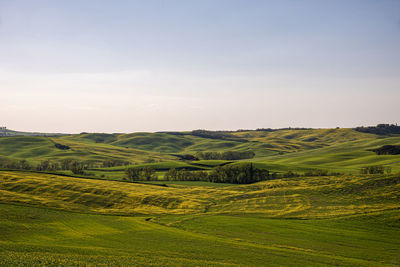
[
  {"left": 0, "top": 135, "right": 176, "bottom": 165},
  {"left": 251, "top": 134, "right": 400, "bottom": 173},
  {"left": 1, "top": 127, "right": 400, "bottom": 179},
  {"left": 0, "top": 170, "right": 399, "bottom": 265}
]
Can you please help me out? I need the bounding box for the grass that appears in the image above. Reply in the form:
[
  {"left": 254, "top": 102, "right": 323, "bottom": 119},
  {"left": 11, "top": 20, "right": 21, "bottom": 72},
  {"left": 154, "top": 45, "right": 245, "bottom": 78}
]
[
  {"left": 1, "top": 128, "right": 400, "bottom": 176},
  {"left": 1, "top": 170, "right": 399, "bottom": 217},
  {"left": 139, "top": 180, "right": 235, "bottom": 187},
  {"left": 0, "top": 135, "right": 177, "bottom": 165},
  {"left": 1, "top": 128, "right": 399, "bottom": 188},
  {"left": 1, "top": 128, "right": 400, "bottom": 265},
  {"left": 95, "top": 161, "right": 209, "bottom": 171},
  {"left": 3, "top": 204, "right": 399, "bottom": 266},
  {"left": 251, "top": 135, "right": 400, "bottom": 173},
  {"left": 0, "top": 170, "right": 399, "bottom": 265}
]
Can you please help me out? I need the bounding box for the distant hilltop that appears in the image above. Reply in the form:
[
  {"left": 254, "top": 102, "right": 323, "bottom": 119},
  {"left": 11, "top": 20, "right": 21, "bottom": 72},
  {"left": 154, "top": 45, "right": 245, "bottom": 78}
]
[
  {"left": 0, "top": 124, "right": 399, "bottom": 137},
  {"left": 0, "top": 127, "right": 66, "bottom": 137}
]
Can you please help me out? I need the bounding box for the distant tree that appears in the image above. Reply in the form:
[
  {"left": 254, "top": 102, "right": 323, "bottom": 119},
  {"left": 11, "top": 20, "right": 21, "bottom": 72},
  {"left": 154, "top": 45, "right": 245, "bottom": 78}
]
[
  {"left": 360, "top": 165, "right": 385, "bottom": 175},
  {"left": 386, "top": 166, "right": 392, "bottom": 174},
  {"left": 103, "top": 159, "right": 131, "bottom": 168},
  {"left": 70, "top": 161, "right": 85, "bottom": 175},
  {"left": 36, "top": 160, "right": 50, "bottom": 171},
  {"left": 61, "top": 159, "right": 73, "bottom": 170},
  {"left": 49, "top": 162, "right": 60, "bottom": 171},
  {"left": 355, "top": 124, "right": 400, "bottom": 135},
  {"left": 372, "top": 145, "right": 400, "bottom": 155},
  {"left": 18, "top": 160, "right": 31, "bottom": 170},
  {"left": 125, "top": 167, "right": 141, "bottom": 182},
  {"left": 54, "top": 143, "right": 70, "bottom": 150},
  {"left": 164, "top": 168, "right": 177, "bottom": 181},
  {"left": 195, "top": 151, "right": 255, "bottom": 160},
  {"left": 208, "top": 163, "right": 269, "bottom": 184},
  {"left": 142, "top": 167, "right": 157, "bottom": 181}
]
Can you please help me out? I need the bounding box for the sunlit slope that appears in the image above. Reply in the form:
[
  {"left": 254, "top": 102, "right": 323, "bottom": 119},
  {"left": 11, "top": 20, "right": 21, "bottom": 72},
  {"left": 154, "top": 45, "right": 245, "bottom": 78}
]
[
  {"left": 60, "top": 132, "right": 194, "bottom": 153},
  {"left": 3, "top": 204, "right": 399, "bottom": 266},
  {"left": 251, "top": 135, "right": 400, "bottom": 173},
  {"left": 0, "top": 136, "right": 176, "bottom": 164},
  {"left": 1, "top": 170, "right": 399, "bottom": 265},
  {"left": 1, "top": 171, "right": 399, "bottom": 218},
  {"left": 1, "top": 128, "right": 399, "bottom": 173},
  {"left": 232, "top": 128, "right": 377, "bottom": 153},
  {"left": 155, "top": 211, "right": 400, "bottom": 266},
  {"left": 60, "top": 132, "right": 249, "bottom": 154},
  {"left": 58, "top": 128, "right": 382, "bottom": 157}
]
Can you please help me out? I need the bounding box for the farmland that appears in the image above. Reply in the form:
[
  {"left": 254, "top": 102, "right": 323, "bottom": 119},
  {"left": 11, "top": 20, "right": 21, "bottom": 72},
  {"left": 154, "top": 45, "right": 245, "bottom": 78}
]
[
  {"left": 1, "top": 128, "right": 400, "bottom": 177},
  {"left": 0, "top": 127, "right": 400, "bottom": 265},
  {"left": 0, "top": 170, "right": 400, "bottom": 265}
]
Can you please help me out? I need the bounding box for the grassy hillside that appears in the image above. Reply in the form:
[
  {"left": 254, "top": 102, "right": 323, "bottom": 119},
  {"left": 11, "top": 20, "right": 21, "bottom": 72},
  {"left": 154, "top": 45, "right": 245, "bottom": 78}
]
[
  {"left": 0, "top": 135, "right": 176, "bottom": 165},
  {"left": 251, "top": 135, "right": 400, "bottom": 173},
  {"left": 0, "top": 128, "right": 65, "bottom": 137},
  {"left": 1, "top": 128, "right": 400, "bottom": 179},
  {"left": 59, "top": 128, "right": 378, "bottom": 156},
  {"left": 0, "top": 170, "right": 399, "bottom": 265},
  {"left": 1, "top": 170, "right": 399, "bottom": 217}
]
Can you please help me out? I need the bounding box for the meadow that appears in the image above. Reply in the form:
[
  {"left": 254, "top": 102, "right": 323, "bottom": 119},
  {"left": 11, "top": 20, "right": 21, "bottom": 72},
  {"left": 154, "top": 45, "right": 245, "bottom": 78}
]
[
  {"left": 0, "top": 170, "right": 399, "bottom": 266},
  {"left": 0, "top": 127, "right": 400, "bottom": 265},
  {"left": 1, "top": 128, "right": 400, "bottom": 180}
]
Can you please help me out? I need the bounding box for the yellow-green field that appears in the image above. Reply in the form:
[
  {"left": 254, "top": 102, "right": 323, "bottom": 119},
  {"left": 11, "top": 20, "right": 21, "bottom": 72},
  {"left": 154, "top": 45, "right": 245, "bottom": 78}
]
[
  {"left": 1, "top": 128, "right": 400, "bottom": 177},
  {"left": 1, "top": 128, "right": 400, "bottom": 265},
  {"left": 0, "top": 170, "right": 399, "bottom": 265},
  {"left": 1, "top": 171, "right": 399, "bottom": 217}
]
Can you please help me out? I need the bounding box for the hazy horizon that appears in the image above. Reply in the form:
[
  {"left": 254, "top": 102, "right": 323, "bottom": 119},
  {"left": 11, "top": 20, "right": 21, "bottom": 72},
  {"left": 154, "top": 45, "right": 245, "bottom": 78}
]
[{"left": 1, "top": 0, "right": 399, "bottom": 133}]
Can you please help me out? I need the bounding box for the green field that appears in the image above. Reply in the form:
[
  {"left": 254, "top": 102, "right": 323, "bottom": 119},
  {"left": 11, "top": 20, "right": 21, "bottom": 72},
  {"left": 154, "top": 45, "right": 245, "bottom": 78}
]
[
  {"left": 1, "top": 128, "right": 399, "bottom": 187},
  {"left": 1, "top": 127, "right": 400, "bottom": 265},
  {"left": 0, "top": 170, "right": 399, "bottom": 265},
  {"left": 1, "top": 128, "right": 400, "bottom": 180}
]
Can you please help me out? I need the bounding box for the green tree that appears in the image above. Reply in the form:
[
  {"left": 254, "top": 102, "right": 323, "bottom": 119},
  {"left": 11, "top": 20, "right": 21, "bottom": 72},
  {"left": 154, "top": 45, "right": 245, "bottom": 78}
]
[
  {"left": 70, "top": 161, "right": 85, "bottom": 175},
  {"left": 125, "top": 167, "right": 141, "bottom": 182},
  {"left": 142, "top": 167, "right": 156, "bottom": 181}
]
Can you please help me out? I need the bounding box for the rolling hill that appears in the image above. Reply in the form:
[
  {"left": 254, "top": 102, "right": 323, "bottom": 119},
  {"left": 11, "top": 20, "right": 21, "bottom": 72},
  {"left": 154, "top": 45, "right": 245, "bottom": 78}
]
[
  {"left": 0, "top": 170, "right": 399, "bottom": 265},
  {"left": 1, "top": 126, "right": 400, "bottom": 265},
  {"left": 1, "top": 127, "right": 399, "bottom": 177}
]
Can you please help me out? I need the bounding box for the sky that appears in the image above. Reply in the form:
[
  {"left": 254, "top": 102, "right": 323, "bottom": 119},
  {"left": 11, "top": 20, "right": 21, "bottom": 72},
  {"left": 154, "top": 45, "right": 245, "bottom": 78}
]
[{"left": 0, "top": 0, "right": 399, "bottom": 133}]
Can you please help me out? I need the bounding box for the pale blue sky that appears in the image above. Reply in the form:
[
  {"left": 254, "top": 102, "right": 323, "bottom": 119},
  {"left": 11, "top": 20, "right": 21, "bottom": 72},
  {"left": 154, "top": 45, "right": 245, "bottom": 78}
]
[{"left": 0, "top": 0, "right": 399, "bottom": 133}]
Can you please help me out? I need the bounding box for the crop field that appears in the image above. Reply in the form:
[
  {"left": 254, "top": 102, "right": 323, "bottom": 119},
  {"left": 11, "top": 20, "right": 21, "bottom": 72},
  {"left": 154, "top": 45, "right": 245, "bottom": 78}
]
[
  {"left": 2, "top": 0, "right": 399, "bottom": 264},
  {"left": 0, "top": 170, "right": 399, "bottom": 266},
  {"left": 1, "top": 128, "right": 400, "bottom": 176},
  {"left": 1, "top": 127, "right": 400, "bottom": 265}
]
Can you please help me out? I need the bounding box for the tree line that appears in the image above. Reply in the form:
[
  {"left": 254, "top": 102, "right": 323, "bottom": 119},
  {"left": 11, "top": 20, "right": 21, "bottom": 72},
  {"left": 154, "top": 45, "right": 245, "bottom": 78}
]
[
  {"left": 355, "top": 124, "right": 400, "bottom": 135},
  {"left": 190, "top": 130, "right": 246, "bottom": 142},
  {"left": 195, "top": 151, "right": 255, "bottom": 160},
  {"left": 360, "top": 165, "right": 392, "bottom": 175},
  {"left": 371, "top": 145, "right": 400, "bottom": 155},
  {"left": 0, "top": 159, "right": 89, "bottom": 174},
  {"left": 0, "top": 158, "right": 131, "bottom": 175},
  {"left": 125, "top": 163, "right": 271, "bottom": 184}
]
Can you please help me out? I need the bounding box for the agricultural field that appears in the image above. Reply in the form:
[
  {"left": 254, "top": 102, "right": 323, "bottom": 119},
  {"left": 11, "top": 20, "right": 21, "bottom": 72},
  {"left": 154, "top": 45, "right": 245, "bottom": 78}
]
[
  {"left": 1, "top": 128, "right": 400, "bottom": 180},
  {"left": 0, "top": 170, "right": 400, "bottom": 265},
  {"left": 0, "top": 127, "right": 400, "bottom": 265},
  {"left": 2, "top": 0, "right": 399, "bottom": 265}
]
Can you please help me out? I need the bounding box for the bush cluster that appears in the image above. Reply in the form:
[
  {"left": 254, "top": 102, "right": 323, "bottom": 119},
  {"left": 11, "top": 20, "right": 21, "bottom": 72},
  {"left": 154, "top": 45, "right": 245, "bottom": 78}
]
[
  {"left": 125, "top": 167, "right": 157, "bottom": 181},
  {"left": 355, "top": 124, "right": 400, "bottom": 135},
  {"left": 195, "top": 151, "right": 255, "bottom": 160},
  {"left": 360, "top": 165, "right": 392, "bottom": 174},
  {"left": 126, "top": 163, "right": 272, "bottom": 184}
]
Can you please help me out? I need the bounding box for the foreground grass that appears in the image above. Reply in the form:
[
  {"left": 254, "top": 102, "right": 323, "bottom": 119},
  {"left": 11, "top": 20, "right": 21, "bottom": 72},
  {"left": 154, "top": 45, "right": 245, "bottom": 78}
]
[
  {"left": 1, "top": 171, "right": 400, "bottom": 217},
  {"left": 1, "top": 204, "right": 399, "bottom": 266},
  {"left": 0, "top": 170, "right": 399, "bottom": 266}
]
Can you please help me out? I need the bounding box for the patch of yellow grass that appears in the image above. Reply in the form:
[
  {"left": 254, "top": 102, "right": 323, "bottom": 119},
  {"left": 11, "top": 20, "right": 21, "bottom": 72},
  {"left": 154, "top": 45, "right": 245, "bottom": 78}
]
[{"left": 0, "top": 171, "right": 399, "bottom": 218}]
